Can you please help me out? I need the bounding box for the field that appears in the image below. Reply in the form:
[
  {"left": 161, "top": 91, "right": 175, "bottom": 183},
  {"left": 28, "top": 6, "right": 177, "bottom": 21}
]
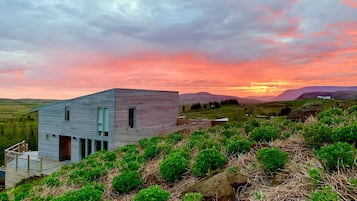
[
  {"left": 0, "top": 99, "right": 54, "bottom": 166},
  {"left": 0, "top": 99, "right": 356, "bottom": 201}
]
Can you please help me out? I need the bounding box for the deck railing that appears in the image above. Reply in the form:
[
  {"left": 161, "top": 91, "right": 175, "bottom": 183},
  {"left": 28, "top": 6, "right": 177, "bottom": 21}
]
[{"left": 4, "top": 141, "right": 44, "bottom": 175}]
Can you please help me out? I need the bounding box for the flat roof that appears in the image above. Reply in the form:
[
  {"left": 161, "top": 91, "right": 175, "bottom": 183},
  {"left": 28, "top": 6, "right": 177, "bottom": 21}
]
[{"left": 31, "top": 88, "right": 178, "bottom": 111}]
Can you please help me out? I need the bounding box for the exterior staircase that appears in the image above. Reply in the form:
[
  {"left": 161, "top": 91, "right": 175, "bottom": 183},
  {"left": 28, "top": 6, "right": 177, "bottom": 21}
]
[{"left": 3, "top": 141, "right": 68, "bottom": 189}]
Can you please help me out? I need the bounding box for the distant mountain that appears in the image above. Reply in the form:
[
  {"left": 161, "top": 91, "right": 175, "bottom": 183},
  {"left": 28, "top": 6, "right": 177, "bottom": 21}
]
[
  {"left": 244, "top": 95, "right": 275, "bottom": 102},
  {"left": 297, "top": 91, "right": 357, "bottom": 100},
  {"left": 179, "top": 92, "right": 262, "bottom": 104},
  {"left": 273, "top": 86, "right": 357, "bottom": 101}
]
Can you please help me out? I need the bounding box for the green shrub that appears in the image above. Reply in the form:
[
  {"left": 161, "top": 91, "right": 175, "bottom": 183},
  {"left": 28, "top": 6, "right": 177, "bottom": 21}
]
[
  {"left": 331, "top": 124, "right": 357, "bottom": 144},
  {"left": 281, "top": 131, "right": 291, "bottom": 139},
  {"left": 256, "top": 147, "right": 289, "bottom": 172},
  {"left": 52, "top": 184, "right": 104, "bottom": 201},
  {"left": 83, "top": 157, "right": 102, "bottom": 168},
  {"left": 226, "top": 139, "right": 252, "bottom": 155},
  {"left": 143, "top": 141, "right": 172, "bottom": 159},
  {"left": 188, "top": 131, "right": 208, "bottom": 149},
  {"left": 318, "top": 108, "right": 343, "bottom": 126},
  {"left": 122, "top": 151, "right": 144, "bottom": 164},
  {"left": 221, "top": 129, "right": 236, "bottom": 138},
  {"left": 302, "top": 123, "right": 333, "bottom": 149},
  {"left": 308, "top": 168, "right": 324, "bottom": 186},
  {"left": 143, "top": 145, "right": 160, "bottom": 160},
  {"left": 121, "top": 160, "right": 142, "bottom": 171},
  {"left": 115, "top": 144, "right": 138, "bottom": 154},
  {"left": 309, "top": 186, "right": 339, "bottom": 201},
  {"left": 196, "top": 138, "right": 221, "bottom": 151},
  {"left": 166, "top": 132, "right": 185, "bottom": 144},
  {"left": 150, "top": 136, "right": 164, "bottom": 144},
  {"left": 157, "top": 142, "right": 173, "bottom": 155},
  {"left": 317, "top": 142, "right": 356, "bottom": 171},
  {"left": 69, "top": 166, "right": 107, "bottom": 183},
  {"left": 249, "top": 126, "right": 279, "bottom": 142},
  {"left": 102, "top": 152, "right": 117, "bottom": 161},
  {"left": 112, "top": 171, "right": 142, "bottom": 193},
  {"left": 160, "top": 152, "right": 189, "bottom": 183},
  {"left": 0, "top": 192, "right": 9, "bottom": 201},
  {"left": 319, "top": 116, "right": 343, "bottom": 126},
  {"left": 288, "top": 122, "right": 304, "bottom": 132},
  {"left": 13, "top": 182, "right": 34, "bottom": 201},
  {"left": 244, "top": 119, "right": 260, "bottom": 133},
  {"left": 170, "top": 148, "right": 190, "bottom": 160},
  {"left": 43, "top": 176, "right": 60, "bottom": 188},
  {"left": 348, "top": 105, "right": 357, "bottom": 114},
  {"left": 139, "top": 138, "right": 151, "bottom": 149},
  {"left": 138, "top": 136, "right": 163, "bottom": 149},
  {"left": 134, "top": 185, "right": 170, "bottom": 201},
  {"left": 192, "top": 149, "right": 228, "bottom": 177},
  {"left": 182, "top": 192, "right": 203, "bottom": 201},
  {"left": 187, "top": 131, "right": 222, "bottom": 150},
  {"left": 318, "top": 108, "right": 342, "bottom": 119}
]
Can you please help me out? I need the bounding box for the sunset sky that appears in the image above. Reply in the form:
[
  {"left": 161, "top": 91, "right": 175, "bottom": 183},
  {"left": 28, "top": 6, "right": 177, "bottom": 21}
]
[{"left": 1, "top": 0, "right": 357, "bottom": 99}]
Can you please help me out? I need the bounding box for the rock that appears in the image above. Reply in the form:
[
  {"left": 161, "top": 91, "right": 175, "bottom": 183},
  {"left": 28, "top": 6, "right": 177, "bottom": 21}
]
[
  {"left": 183, "top": 170, "right": 248, "bottom": 201},
  {"left": 272, "top": 171, "right": 289, "bottom": 185}
]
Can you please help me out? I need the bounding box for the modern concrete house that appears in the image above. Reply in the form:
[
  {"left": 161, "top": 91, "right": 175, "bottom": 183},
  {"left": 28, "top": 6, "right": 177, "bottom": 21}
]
[{"left": 35, "top": 88, "right": 179, "bottom": 163}]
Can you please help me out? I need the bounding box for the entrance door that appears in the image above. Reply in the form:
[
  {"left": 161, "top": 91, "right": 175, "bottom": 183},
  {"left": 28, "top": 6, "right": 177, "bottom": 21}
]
[{"left": 59, "top": 136, "right": 71, "bottom": 161}]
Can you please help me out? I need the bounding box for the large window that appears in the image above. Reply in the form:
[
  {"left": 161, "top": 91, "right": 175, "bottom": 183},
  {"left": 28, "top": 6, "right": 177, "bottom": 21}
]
[
  {"left": 95, "top": 140, "right": 108, "bottom": 151},
  {"left": 128, "top": 108, "right": 136, "bottom": 128},
  {"left": 97, "top": 108, "right": 109, "bottom": 136},
  {"left": 65, "top": 107, "right": 70, "bottom": 121}
]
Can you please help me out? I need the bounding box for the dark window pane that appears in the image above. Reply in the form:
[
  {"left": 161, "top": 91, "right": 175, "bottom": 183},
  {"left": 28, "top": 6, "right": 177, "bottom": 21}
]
[
  {"left": 80, "top": 138, "right": 85, "bottom": 160},
  {"left": 95, "top": 140, "right": 101, "bottom": 151},
  {"left": 87, "top": 139, "right": 92, "bottom": 155},
  {"left": 103, "top": 141, "right": 108, "bottom": 151},
  {"left": 129, "top": 108, "right": 135, "bottom": 128}
]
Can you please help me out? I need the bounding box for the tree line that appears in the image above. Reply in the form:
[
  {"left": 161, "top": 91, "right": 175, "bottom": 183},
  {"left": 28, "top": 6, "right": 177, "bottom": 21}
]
[{"left": 189, "top": 99, "right": 240, "bottom": 111}]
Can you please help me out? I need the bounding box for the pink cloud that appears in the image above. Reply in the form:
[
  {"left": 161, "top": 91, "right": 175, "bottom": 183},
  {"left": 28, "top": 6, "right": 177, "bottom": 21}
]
[
  {"left": 341, "top": 0, "right": 357, "bottom": 8},
  {"left": 0, "top": 67, "right": 26, "bottom": 78}
]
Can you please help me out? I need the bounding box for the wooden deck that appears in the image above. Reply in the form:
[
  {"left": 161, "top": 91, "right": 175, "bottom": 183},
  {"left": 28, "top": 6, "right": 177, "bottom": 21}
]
[{"left": 4, "top": 141, "right": 69, "bottom": 189}]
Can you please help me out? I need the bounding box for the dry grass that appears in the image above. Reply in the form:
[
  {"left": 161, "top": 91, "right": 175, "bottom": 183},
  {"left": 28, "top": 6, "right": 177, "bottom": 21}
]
[
  {"left": 107, "top": 133, "right": 356, "bottom": 201},
  {"left": 304, "top": 115, "right": 318, "bottom": 125},
  {"left": 323, "top": 170, "right": 357, "bottom": 201},
  {"left": 18, "top": 120, "right": 357, "bottom": 201},
  {"left": 225, "top": 134, "right": 314, "bottom": 201}
]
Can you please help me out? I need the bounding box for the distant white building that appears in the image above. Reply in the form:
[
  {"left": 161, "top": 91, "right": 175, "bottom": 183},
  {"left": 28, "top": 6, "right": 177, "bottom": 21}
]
[{"left": 317, "top": 95, "right": 332, "bottom": 100}]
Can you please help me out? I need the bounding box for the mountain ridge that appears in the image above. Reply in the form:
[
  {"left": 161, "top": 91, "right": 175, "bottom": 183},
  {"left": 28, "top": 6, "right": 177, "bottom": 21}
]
[
  {"left": 179, "top": 92, "right": 262, "bottom": 104},
  {"left": 273, "top": 86, "right": 357, "bottom": 101}
]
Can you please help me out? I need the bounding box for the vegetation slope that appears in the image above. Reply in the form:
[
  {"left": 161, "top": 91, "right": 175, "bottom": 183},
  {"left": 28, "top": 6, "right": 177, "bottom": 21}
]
[{"left": 0, "top": 100, "right": 356, "bottom": 201}]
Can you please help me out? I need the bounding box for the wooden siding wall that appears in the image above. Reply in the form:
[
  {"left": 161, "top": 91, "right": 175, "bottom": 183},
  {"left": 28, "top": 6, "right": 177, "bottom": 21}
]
[
  {"left": 38, "top": 90, "right": 116, "bottom": 162},
  {"left": 114, "top": 89, "right": 179, "bottom": 146}
]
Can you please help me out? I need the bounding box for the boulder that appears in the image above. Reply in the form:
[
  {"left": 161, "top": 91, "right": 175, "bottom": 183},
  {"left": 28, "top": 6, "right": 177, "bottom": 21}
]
[{"left": 183, "top": 170, "right": 248, "bottom": 201}]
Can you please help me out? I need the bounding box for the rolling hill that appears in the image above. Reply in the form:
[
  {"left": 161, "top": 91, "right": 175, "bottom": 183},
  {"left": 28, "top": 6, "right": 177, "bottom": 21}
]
[
  {"left": 297, "top": 91, "right": 357, "bottom": 100},
  {"left": 273, "top": 86, "right": 357, "bottom": 101}
]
